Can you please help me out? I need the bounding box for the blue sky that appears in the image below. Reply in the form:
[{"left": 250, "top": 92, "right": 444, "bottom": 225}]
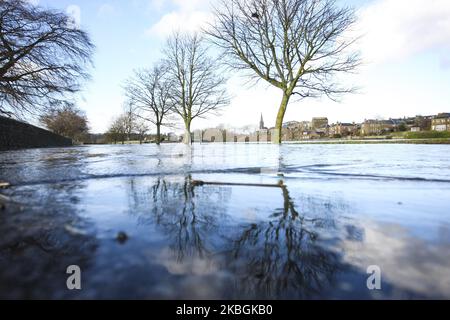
[{"left": 33, "top": 0, "right": 450, "bottom": 133}]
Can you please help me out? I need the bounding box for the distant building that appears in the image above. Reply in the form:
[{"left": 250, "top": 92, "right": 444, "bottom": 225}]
[
  {"left": 259, "top": 113, "right": 268, "bottom": 130},
  {"left": 283, "top": 120, "right": 311, "bottom": 130},
  {"left": 311, "top": 117, "right": 328, "bottom": 130},
  {"left": 202, "top": 128, "right": 226, "bottom": 143},
  {"left": 281, "top": 121, "right": 311, "bottom": 141},
  {"left": 192, "top": 129, "right": 203, "bottom": 142},
  {"left": 329, "top": 122, "right": 358, "bottom": 137},
  {"left": 414, "top": 115, "right": 433, "bottom": 131},
  {"left": 257, "top": 130, "right": 270, "bottom": 143},
  {"left": 361, "top": 119, "right": 398, "bottom": 136},
  {"left": 393, "top": 116, "right": 432, "bottom": 132},
  {"left": 257, "top": 114, "right": 271, "bottom": 142},
  {"left": 167, "top": 132, "right": 180, "bottom": 142},
  {"left": 431, "top": 113, "right": 450, "bottom": 131},
  {"left": 301, "top": 131, "right": 322, "bottom": 140},
  {"left": 192, "top": 112, "right": 449, "bottom": 143}
]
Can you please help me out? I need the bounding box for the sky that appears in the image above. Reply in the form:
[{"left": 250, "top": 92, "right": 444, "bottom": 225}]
[{"left": 30, "top": 0, "right": 450, "bottom": 133}]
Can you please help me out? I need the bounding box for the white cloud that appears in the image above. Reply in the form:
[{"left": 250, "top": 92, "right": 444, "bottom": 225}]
[
  {"left": 171, "top": 0, "right": 209, "bottom": 11},
  {"left": 146, "top": 0, "right": 214, "bottom": 37},
  {"left": 149, "top": 0, "right": 166, "bottom": 11},
  {"left": 357, "top": 0, "right": 450, "bottom": 64},
  {"left": 66, "top": 5, "right": 81, "bottom": 29},
  {"left": 148, "top": 11, "right": 212, "bottom": 37},
  {"left": 98, "top": 3, "right": 116, "bottom": 17}
]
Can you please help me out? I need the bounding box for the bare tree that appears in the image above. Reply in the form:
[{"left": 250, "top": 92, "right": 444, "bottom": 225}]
[
  {"left": 135, "top": 120, "right": 150, "bottom": 144},
  {"left": 40, "top": 105, "right": 89, "bottom": 142},
  {"left": 124, "top": 64, "right": 173, "bottom": 145},
  {"left": 106, "top": 116, "right": 127, "bottom": 145},
  {"left": 122, "top": 102, "right": 136, "bottom": 142},
  {"left": 164, "top": 32, "right": 229, "bottom": 144},
  {"left": 0, "top": 0, "right": 94, "bottom": 119},
  {"left": 207, "top": 0, "right": 360, "bottom": 143}
]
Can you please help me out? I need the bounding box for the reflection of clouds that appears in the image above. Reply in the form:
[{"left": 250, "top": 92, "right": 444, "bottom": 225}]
[
  {"left": 341, "top": 221, "right": 450, "bottom": 298},
  {"left": 155, "top": 248, "right": 220, "bottom": 276},
  {"left": 242, "top": 208, "right": 257, "bottom": 223},
  {"left": 151, "top": 271, "right": 231, "bottom": 300},
  {"left": 142, "top": 248, "right": 231, "bottom": 300}
]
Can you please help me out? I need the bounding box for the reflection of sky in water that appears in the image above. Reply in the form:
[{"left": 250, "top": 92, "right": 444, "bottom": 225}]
[
  {"left": 0, "top": 144, "right": 449, "bottom": 299},
  {"left": 340, "top": 220, "right": 450, "bottom": 299}
]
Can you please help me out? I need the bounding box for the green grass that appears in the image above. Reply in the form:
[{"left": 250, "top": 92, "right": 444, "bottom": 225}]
[
  {"left": 286, "top": 138, "right": 450, "bottom": 145},
  {"left": 405, "top": 131, "right": 450, "bottom": 139}
]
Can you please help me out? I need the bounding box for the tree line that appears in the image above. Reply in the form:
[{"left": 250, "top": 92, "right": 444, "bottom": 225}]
[{"left": 1, "top": 0, "right": 360, "bottom": 145}]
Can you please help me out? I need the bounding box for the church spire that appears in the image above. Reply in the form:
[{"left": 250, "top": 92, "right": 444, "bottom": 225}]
[{"left": 259, "top": 113, "right": 265, "bottom": 130}]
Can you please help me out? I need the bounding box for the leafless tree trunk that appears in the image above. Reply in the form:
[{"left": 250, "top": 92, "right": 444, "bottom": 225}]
[
  {"left": 135, "top": 120, "right": 149, "bottom": 144},
  {"left": 0, "top": 0, "right": 94, "bottom": 119},
  {"left": 163, "top": 32, "right": 229, "bottom": 144},
  {"left": 123, "top": 102, "right": 136, "bottom": 142},
  {"left": 207, "top": 0, "right": 360, "bottom": 143},
  {"left": 124, "top": 64, "right": 173, "bottom": 145}
]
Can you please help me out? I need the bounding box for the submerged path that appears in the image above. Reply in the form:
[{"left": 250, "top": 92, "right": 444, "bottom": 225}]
[{"left": 0, "top": 144, "right": 450, "bottom": 299}]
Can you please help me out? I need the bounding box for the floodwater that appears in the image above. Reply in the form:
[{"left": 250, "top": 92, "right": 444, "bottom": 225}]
[{"left": 0, "top": 143, "right": 449, "bottom": 299}]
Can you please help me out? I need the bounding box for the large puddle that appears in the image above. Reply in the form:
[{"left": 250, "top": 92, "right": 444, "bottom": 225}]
[{"left": 0, "top": 144, "right": 449, "bottom": 299}]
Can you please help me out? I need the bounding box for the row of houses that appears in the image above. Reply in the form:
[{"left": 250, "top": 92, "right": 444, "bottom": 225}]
[
  {"left": 279, "top": 113, "right": 450, "bottom": 140},
  {"left": 166, "top": 112, "right": 450, "bottom": 143},
  {"left": 431, "top": 113, "right": 450, "bottom": 132}
]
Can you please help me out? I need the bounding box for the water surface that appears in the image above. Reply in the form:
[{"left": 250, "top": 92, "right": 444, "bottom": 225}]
[{"left": 0, "top": 144, "right": 449, "bottom": 299}]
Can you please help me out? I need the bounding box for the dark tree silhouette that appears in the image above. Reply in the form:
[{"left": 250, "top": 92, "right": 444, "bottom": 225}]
[
  {"left": 129, "top": 176, "right": 230, "bottom": 262},
  {"left": 163, "top": 32, "right": 229, "bottom": 144},
  {"left": 124, "top": 64, "right": 173, "bottom": 145},
  {"left": 40, "top": 105, "right": 89, "bottom": 142},
  {"left": 226, "top": 184, "right": 340, "bottom": 299},
  {"left": 0, "top": 0, "right": 94, "bottom": 118},
  {"left": 207, "top": 0, "right": 360, "bottom": 143},
  {"left": 106, "top": 115, "right": 127, "bottom": 144}
]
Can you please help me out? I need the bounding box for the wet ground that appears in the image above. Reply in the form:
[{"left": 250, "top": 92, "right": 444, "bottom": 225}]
[{"left": 0, "top": 143, "right": 449, "bottom": 299}]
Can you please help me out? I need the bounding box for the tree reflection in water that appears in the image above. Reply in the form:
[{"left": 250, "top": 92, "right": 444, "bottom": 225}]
[
  {"left": 0, "top": 170, "right": 98, "bottom": 299},
  {"left": 132, "top": 175, "right": 231, "bottom": 262},
  {"left": 129, "top": 175, "right": 342, "bottom": 299},
  {"left": 226, "top": 184, "right": 340, "bottom": 299}
]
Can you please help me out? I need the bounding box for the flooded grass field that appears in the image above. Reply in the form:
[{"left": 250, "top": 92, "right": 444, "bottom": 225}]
[{"left": 0, "top": 144, "right": 450, "bottom": 299}]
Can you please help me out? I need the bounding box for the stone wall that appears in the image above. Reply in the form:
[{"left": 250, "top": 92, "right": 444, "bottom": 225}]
[{"left": 0, "top": 116, "right": 72, "bottom": 151}]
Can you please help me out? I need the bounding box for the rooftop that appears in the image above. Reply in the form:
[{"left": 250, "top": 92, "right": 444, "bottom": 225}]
[{"left": 435, "top": 113, "right": 450, "bottom": 119}]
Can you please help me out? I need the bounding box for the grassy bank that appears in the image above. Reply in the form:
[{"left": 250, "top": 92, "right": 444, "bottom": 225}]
[
  {"left": 404, "top": 131, "right": 450, "bottom": 139},
  {"left": 286, "top": 138, "right": 450, "bottom": 145}
]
